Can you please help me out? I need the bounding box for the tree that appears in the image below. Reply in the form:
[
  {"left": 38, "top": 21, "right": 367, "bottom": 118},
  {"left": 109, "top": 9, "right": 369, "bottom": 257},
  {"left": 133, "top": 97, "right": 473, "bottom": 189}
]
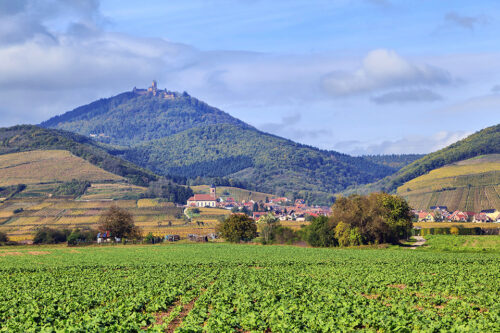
[
  {"left": 216, "top": 214, "right": 258, "bottom": 243},
  {"left": 0, "top": 231, "right": 8, "bottom": 243},
  {"left": 257, "top": 213, "right": 279, "bottom": 244},
  {"left": 253, "top": 202, "right": 259, "bottom": 212},
  {"left": 304, "top": 215, "right": 337, "bottom": 247},
  {"left": 98, "top": 206, "right": 140, "bottom": 239}
]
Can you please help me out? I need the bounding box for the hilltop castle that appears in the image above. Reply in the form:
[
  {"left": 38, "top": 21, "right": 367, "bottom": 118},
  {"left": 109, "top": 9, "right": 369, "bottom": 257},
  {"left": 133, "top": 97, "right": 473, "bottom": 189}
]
[{"left": 132, "top": 80, "right": 175, "bottom": 99}]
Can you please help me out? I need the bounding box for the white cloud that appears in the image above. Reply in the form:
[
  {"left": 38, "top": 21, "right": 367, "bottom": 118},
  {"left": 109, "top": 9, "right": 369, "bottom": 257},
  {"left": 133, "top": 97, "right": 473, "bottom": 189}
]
[{"left": 321, "top": 49, "right": 452, "bottom": 97}]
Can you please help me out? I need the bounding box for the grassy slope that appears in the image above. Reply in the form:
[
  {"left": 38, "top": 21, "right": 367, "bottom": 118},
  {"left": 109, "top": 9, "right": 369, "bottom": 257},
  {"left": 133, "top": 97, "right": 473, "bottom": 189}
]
[
  {"left": 397, "top": 155, "right": 500, "bottom": 211},
  {"left": 0, "top": 150, "right": 123, "bottom": 186}
]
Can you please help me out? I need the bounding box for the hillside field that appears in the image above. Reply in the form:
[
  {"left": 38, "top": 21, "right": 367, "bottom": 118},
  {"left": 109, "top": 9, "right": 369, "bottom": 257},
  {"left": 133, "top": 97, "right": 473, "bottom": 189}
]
[
  {"left": 397, "top": 155, "right": 500, "bottom": 211},
  {"left": 0, "top": 241, "right": 498, "bottom": 331},
  {"left": 0, "top": 150, "right": 123, "bottom": 186}
]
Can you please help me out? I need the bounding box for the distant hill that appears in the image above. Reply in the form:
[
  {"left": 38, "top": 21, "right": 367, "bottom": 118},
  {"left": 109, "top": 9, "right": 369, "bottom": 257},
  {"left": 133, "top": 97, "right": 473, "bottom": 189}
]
[
  {"left": 397, "top": 154, "right": 500, "bottom": 211},
  {"left": 0, "top": 125, "right": 157, "bottom": 186},
  {"left": 41, "top": 90, "right": 249, "bottom": 146},
  {"left": 344, "top": 124, "right": 500, "bottom": 195},
  {"left": 361, "top": 154, "right": 425, "bottom": 171},
  {"left": 41, "top": 85, "right": 398, "bottom": 204}
]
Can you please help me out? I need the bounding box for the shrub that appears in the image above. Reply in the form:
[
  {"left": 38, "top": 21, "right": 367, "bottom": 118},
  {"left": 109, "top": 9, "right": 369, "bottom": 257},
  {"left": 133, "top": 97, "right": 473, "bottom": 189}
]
[
  {"left": 304, "top": 216, "right": 337, "bottom": 247},
  {"left": 67, "top": 228, "right": 98, "bottom": 246},
  {"left": 34, "top": 228, "right": 70, "bottom": 244},
  {"left": 216, "top": 214, "right": 258, "bottom": 243},
  {"left": 274, "top": 226, "right": 299, "bottom": 244},
  {"left": 0, "top": 231, "right": 8, "bottom": 243}
]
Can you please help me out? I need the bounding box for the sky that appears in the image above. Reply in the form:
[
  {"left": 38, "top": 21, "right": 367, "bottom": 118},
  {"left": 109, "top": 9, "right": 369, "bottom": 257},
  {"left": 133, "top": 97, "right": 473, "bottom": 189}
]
[{"left": 0, "top": 0, "right": 499, "bottom": 155}]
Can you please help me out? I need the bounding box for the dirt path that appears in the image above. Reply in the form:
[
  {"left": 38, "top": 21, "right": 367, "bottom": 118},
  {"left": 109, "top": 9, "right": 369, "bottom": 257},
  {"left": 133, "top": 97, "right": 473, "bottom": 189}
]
[{"left": 409, "top": 236, "right": 426, "bottom": 250}]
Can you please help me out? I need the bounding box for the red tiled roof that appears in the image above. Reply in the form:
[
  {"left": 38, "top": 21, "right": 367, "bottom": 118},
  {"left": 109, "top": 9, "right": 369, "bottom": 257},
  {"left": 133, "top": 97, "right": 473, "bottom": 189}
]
[{"left": 187, "top": 194, "right": 216, "bottom": 201}]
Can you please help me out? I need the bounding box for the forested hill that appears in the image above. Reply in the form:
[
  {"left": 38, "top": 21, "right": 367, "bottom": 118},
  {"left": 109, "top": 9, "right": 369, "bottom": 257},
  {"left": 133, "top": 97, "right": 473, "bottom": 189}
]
[
  {"left": 345, "top": 124, "right": 500, "bottom": 195},
  {"left": 39, "top": 85, "right": 411, "bottom": 204},
  {"left": 361, "top": 154, "right": 425, "bottom": 171},
  {"left": 0, "top": 125, "right": 157, "bottom": 186},
  {"left": 41, "top": 91, "right": 249, "bottom": 146},
  {"left": 122, "top": 123, "right": 394, "bottom": 201}
]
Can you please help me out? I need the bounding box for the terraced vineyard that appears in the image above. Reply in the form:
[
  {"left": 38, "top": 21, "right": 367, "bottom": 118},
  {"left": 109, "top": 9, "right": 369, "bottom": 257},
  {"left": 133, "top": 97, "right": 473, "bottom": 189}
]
[
  {"left": 0, "top": 243, "right": 498, "bottom": 331},
  {"left": 397, "top": 155, "right": 500, "bottom": 211},
  {"left": 0, "top": 150, "right": 123, "bottom": 186}
]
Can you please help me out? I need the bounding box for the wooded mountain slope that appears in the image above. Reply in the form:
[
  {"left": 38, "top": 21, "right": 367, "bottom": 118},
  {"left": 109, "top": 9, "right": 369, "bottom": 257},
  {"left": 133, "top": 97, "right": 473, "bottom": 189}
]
[
  {"left": 41, "top": 89, "right": 398, "bottom": 204},
  {"left": 41, "top": 91, "right": 248, "bottom": 146},
  {"left": 122, "top": 123, "right": 394, "bottom": 201}
]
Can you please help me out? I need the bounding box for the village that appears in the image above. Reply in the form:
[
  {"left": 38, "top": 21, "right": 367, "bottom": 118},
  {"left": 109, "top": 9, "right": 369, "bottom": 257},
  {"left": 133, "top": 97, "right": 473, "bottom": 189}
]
[
  {"left": 414, "top": 206, "right": 500, "bottom": 223},
  {"left": 185, "top": 185, "right": 331, "bottom": 222}
]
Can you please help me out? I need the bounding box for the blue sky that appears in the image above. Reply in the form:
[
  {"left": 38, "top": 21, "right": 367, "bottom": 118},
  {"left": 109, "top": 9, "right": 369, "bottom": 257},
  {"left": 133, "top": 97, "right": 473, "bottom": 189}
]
[{"left": 0, "top": 0, "right": 499, "bottom": 154}]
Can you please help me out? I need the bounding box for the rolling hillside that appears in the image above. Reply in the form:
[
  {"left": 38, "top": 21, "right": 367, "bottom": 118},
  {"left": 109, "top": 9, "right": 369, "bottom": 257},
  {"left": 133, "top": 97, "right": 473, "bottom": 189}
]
[
  {"left": 397, "top": 154, "right": 500, "bottom": 211},
  {"left": 0, "top": 125, "right": 157, "bottom": 186},
  {"left": 0, "top": 150, "right": 123, "bottom": 186},
  {"left": 344, "top": 124, "right": 500, "bottom": 195},
  {"left": 41, "top": 85, "right": 397, "bottom": 204}
]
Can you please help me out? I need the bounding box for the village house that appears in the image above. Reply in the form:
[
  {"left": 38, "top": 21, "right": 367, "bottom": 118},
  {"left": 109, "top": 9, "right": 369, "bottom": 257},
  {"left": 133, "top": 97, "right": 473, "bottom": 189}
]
[
  {"left": 417, "top": 211, "right": 435, "bottom": 222},
  {"left": 473, "top": 212, "right": 491, "bottom": 223},
  {"left": 448, "top": 210, "right": 468, "bottom": 222},
  {"left": 481, "top": 209, "right": 500, "bottom": 222}
]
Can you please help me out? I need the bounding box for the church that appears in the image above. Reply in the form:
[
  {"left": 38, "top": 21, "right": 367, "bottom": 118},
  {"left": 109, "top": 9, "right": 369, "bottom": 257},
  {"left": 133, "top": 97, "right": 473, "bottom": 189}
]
[{"left": 186, "top": 185, "right": 218, "bottom": 207}]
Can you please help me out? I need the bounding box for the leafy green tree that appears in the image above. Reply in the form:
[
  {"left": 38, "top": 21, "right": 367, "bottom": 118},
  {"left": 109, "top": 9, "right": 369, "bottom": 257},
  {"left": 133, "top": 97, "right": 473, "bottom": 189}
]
[
  {"left": 0, "top": 231, "right": 8, "bottom": 243},
  {"left": 257, "top": 213, "right": 279, "bottom": 244},
  {"left": 98, "top": 206, "right": 140, "bottom": 239},
  {"left": 304, "top": 216, "right": 337, "bottom": 247},
  {"left": 216, "top": 214, "right": 258, "bottom": 243}
]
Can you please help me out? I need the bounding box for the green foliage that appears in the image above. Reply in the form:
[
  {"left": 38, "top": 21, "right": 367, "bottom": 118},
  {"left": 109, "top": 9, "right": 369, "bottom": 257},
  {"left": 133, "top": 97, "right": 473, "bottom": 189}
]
[
  {"left": 98, "top": 206, "right": 140, "bottom": 239},
  {"left": 0, "top": 125, "right": 157, "bottom": 186},
  {"left": 216, "top": 214, "right": 258, "bottom": 243},
  {"left": 362, "top": 154, "right": 425, "bottom": 170},
  {"left": 304, "top": 193, "right": 413, "bottom": 247},
  {"left": 0, "top": 231, "right": 8, "bottom": 243},
  {"left": 52, "top": 180, "right": 91, "bottom": 197},
  {"left": 144, "top": 178, "right": 193, "bottom": 204},
  {"left": 304, "top": 215, "right": 337, "bottom": 247},
  {"left": 33, "top": 227, "right": 70, "bottom": 244},
  {"left": 67, "top": 228, "right": 98, "bottom": 246}
]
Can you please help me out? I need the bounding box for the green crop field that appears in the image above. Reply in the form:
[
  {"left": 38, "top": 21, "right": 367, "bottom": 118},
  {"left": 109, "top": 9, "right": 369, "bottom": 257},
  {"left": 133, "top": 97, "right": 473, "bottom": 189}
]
[{"left": 0, "top": 241, "right": 499, "bottom": 332}]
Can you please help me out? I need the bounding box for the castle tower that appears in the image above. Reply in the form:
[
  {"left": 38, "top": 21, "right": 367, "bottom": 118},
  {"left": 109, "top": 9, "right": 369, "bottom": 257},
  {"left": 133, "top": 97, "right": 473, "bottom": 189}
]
[
  {"left": 210, "top": 184, "right": 216, "bottom": 199},
  {"left": 151, "top": 80, "right": 157, "bottom": 91}
]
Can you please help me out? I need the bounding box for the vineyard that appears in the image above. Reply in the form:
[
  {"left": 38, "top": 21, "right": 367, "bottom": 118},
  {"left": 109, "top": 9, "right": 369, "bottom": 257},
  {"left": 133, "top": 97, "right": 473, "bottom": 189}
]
[
  {"left": 397, "top": 155, "right": 500, "bottom": 211},
  {"left": 0, "top": 242, "right": 498, "bottom": 331}
]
